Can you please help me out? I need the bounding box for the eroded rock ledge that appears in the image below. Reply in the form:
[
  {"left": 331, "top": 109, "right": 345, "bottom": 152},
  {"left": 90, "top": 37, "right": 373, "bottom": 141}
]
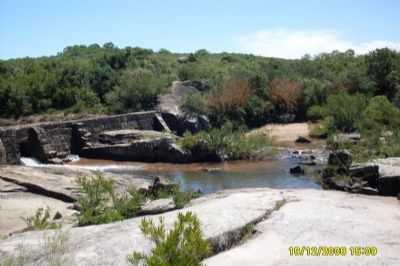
[{"left": 0, "top": 188, "right": 399, "bottom": 266}]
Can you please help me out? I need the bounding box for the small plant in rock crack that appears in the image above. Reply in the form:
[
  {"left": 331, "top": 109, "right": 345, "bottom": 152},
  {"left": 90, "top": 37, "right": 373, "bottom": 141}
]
[
  {"left": 76, "top": 173, "right": 144, "bottom": 226},
  {"left": 23, "top": 207, "right": 60, "bottom": 231},
  {"left": 128, "top": 212, "right": 210, "bottom": 266}
]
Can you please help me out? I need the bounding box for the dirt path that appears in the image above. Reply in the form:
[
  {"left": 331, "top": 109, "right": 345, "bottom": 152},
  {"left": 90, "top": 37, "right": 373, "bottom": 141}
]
[{"left": 250, "top": 123, "right": 324, "bottom": 148}]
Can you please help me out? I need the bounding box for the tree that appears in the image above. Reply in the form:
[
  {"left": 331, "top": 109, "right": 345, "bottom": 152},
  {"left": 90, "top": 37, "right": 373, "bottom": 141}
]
[
  {"left": 366, "top": 48, "right": 400, "bottom": 99},
  {"left": 105, "top": 68, "right": 166, "bottom": 113}
]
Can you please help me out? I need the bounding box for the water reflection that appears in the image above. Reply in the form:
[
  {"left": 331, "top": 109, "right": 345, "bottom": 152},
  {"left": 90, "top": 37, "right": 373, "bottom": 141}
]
[{"left": 74, "top": 158, "right": 321, "bottom": 194}]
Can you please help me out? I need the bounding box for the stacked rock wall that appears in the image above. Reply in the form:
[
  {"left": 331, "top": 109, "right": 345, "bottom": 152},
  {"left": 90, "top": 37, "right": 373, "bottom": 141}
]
[{"left": 0, "top": 111, "right": 168, "bottom": 164}]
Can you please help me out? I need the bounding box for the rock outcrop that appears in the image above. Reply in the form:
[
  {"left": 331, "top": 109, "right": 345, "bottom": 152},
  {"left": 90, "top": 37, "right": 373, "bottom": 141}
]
[
  {"left": 80, "top": 129, "right": 191, "bottom": 163},
  {"left": 322, "top": 152, "right": 400, "bottom": 196},
  {"left": 157, "top": 81, "right": 210, "bottom": 136},
  {"left": 0, "top": 189, "right": 399, "bottom": 266},
  {"left": 0, "top": 111, "right": 171, "bottom": 165}
]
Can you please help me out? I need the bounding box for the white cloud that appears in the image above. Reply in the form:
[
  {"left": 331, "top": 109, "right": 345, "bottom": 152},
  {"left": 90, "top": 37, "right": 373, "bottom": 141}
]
[{"left": 236, "top": 29, "right": 400, "bottom": 59}]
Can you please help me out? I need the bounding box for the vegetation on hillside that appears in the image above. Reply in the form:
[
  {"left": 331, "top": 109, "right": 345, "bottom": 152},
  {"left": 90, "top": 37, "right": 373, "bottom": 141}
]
[{"left": 1, "top": 44, "right": 400, "bottom": 130}]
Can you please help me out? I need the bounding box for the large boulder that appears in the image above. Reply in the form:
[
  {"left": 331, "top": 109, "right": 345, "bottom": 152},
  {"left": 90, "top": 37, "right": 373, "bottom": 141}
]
[
  {"left": 289, "top": 165, "right": 305, "bottom": 175},
  {"left": 378, "top": 176, "right": 400, "bottom": 196},
  {"left": 349, "top": 164, "right": 379, "bottom": 188}
]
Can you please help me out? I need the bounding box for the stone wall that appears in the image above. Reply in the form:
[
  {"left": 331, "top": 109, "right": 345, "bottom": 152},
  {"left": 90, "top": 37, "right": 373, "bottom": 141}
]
[{"left": 0, "top": 111, "right": 169, "bottom": 164}]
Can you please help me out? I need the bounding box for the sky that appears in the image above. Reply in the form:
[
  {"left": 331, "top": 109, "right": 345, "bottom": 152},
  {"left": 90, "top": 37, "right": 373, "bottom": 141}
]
[{"left": 1, "top": 0, "right": 400, "bottom": 59}]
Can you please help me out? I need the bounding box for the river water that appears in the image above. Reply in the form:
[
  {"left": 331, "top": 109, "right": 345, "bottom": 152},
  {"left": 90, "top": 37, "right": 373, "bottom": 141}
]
[{"left": 71, "top": 157, "right": 321, "bottom": 194}]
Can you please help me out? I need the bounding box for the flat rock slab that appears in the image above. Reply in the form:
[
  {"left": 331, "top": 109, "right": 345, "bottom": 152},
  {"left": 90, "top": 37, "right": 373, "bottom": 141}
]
[
  {"left": 0, "top": 192, "right": 76, "bottom": 236},
  {"left": 0, "top": 189, "right": 284, "bottom": 266},
  {"left": 0, "top": 165, "right": 152, "bottom": 202},
  {"left": 204, "top": 189, "right": 400, "bottom": 266},
  {"left": 0, "top": 189, "right": 399, "bottom": 266}
]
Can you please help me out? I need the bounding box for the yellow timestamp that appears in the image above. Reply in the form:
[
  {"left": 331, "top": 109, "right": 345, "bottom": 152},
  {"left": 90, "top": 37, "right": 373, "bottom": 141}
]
[{"left": 288, "top": 246, "right": 378, "bottom": 256}]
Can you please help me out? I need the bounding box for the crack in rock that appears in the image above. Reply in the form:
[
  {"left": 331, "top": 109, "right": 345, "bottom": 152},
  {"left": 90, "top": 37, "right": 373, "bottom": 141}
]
[
  {"left": 207, "top": 198, "right": 288, "bottom": 255},
  {"left": 0, "top": 176, "right": 75, "bottom": 203}
]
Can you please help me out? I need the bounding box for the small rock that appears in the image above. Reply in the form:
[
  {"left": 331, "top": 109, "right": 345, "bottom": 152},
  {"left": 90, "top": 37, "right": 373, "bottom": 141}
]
[
  {"left": 53, "top": 211, "right": 63, "bottom": 220},
  {"left": 358, "top": 187, "right": 379, "bottom": 196},
  {"left": 138, "top": 198, "right": 176, "bottom": 215},
  {"left": 378, "top": 176, "right": 400, "bottom": 196},
  {"left": 295, "top": 136, "right": 312, "bottom": 144},
  {"left": 290, "top": 165, "right": 305, "bottom": 175}
]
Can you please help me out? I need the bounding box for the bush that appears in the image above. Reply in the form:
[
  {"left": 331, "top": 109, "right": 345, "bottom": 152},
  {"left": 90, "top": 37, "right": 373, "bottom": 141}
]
[
  {"left": 76, "top": 174, "right": 144, "bottom": 226},
  {"left": 206, "top": 79, "right": 251, "bottom": 126},
  {"left": 182, "top": 90, "right": 207, "bottom": 115},
  {"left": 269, "top": 78, "right": 304, "bottom": 116},
  {"left": 105, "top": 68, "right": 166, "bottom": 113},
  {"left": 310, "top": 92, "right": 367, "bottom": 133},
  {"left": 128, "top": 212, "right": 210, "bottom": 266},
  {"left": 23, "top": 207, "right": 60, "bottom": 231},
  {"left": 179, "top": 123, "right": 273, "bottom": 160},
  {"left": 359, "top": 96, "right": 400, "bottom": 134},
  {"left": 76, "top": 174, "right": 198, "bottom": 226}
]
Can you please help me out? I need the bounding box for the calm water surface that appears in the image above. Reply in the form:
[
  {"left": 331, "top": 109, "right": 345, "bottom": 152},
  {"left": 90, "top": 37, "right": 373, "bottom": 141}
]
[{"left": 72, "top": 158, "right": 321, "bottom": 194}]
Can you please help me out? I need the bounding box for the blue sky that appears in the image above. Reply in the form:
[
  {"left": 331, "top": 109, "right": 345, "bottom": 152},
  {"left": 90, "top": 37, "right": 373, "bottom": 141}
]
[{"left": 1, "top": 0, "right": 400, "bottom": 59}]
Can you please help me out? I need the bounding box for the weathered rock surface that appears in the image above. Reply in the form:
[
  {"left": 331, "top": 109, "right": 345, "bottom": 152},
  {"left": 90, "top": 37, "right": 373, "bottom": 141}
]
[
  {"left": 0, "top": 165, "right": 168, "bottom": 235},
  {"left": 157, "top": 81, "right": 210, "bottom": 135},
  {"left": 138, "top": 198, "right": 176, "bottom": 215},
  {"left": 80, "top": 129, "right": 191, "bottom": 163},
  {"left": 323, "top": 156, "right": 400, "bottom": 196},
  {"left": 0, "top": 111, "right": 169, "bottom": 165},
  {"left": 0, "top": 192, "right": 77, "bottom": 236},
  {"left": 204, "top": 189, "right": 400, "bottom": 266},
  {"left": 0, "top": 189, "right": 399, "bottom": 266},
  {"left": 0, "top": 189, "right": 284, "bottom": 265},
  {"left": 0, "top": 165, "right": 153, "bottom": 201}
]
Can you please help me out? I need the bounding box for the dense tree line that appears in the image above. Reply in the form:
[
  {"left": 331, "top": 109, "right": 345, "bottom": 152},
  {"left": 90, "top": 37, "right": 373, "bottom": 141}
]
[{"left": 1, "top": 43, "right": 400, "bottom": 131}]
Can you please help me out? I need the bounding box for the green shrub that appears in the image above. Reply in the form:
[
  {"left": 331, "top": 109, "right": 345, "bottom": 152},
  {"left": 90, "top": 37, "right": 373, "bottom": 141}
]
[
  {"left": 105, "top": 68, "right": 167, "bottom": 113},
  {"left": 309, "top": 121, "right": 329, "bottom": 138},
  {"left": 173, "top": 190, "right": 201, "bottom": 209},
  {"left": 128, "top": 212, "right": 210, "bottom": 266},
  {"left": 23, "top": 207, "right": 60, "bottom": 231},
  {"left": 359, "top": 96, "right": 400, "bottom": 134},
  {"left": 179, "top": 123, "right": 273, "bottom": 161},
  {"left": 76, "top": 174, "right": 144, "bottom": 226},
  {"left": 76, "top": 174, "right": 198, "bottom": 226},
  {"left": 309, "top": 92, "right": 367, "bottom": 133},
  {"left": 182, "top": 91, "right": 207, "bottom": 115},
  {"left": 332, "top": 96, "right": 400, "bottom": 162}
]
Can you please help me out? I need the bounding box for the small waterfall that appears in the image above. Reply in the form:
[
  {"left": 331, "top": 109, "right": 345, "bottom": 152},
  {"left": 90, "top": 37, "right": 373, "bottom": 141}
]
[
  {"left": 66, "top": 154, "right": 80, "bottom": 162},
  {"left": 20, "top": 157, "right": 42, "bottom": 166}
]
